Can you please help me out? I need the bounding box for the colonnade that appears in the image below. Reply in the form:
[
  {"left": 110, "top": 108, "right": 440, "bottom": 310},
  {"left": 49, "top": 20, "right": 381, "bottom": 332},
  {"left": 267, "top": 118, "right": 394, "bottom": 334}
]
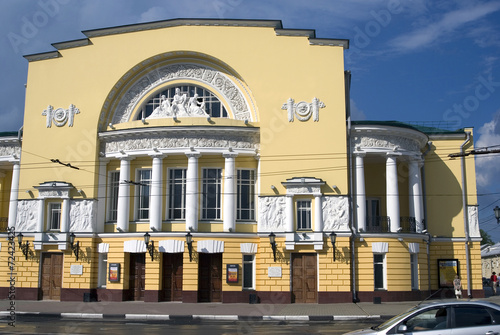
[{"left": 354, "top": 152, "right": 424, "bottom": 233}]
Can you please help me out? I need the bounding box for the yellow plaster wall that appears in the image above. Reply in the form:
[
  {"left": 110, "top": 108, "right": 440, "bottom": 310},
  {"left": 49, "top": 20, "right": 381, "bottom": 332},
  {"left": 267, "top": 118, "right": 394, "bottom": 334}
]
[
  {"left": 425, "top": 131, "right": 477, "bottom": 238},
  {"left": 20, "top": 25, "right": 347, "bottom": 204}
]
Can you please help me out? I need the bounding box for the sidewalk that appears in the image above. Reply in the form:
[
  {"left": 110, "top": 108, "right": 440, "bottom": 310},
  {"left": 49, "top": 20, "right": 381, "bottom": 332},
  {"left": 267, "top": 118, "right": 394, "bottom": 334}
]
[{"left": 2, "top": 289, "right": 500, "bottom": 322}]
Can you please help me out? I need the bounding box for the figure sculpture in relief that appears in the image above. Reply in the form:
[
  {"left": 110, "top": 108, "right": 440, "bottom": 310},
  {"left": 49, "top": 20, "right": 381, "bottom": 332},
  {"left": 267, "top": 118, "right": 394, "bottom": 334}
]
[
  {"left": 171, "top": 88, "right": 188, "bottom": 116},
  {"left": 188, "top": 93, "right": 208, "bottom": 116}
]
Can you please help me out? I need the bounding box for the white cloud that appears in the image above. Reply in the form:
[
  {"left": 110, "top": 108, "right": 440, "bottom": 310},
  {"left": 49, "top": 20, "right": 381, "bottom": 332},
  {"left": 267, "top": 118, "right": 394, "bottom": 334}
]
[
  {"left": 350, "top": 99, "right": 366, "bottom": 120},
  {"left": 389, "top": 1, "right": 500, "bottom": 52},
  {"left": 475, "top": 109, "right": 500, "bottom": 187}
]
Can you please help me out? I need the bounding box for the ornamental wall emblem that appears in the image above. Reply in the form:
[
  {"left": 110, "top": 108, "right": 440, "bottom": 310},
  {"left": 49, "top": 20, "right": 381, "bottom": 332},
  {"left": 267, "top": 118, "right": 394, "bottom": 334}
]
[
  {"left": 42, "top": 104, "right": 80, "bottom": 128},
  {"left": 281, "top": 97, "right": 325, "bottom": 122}
]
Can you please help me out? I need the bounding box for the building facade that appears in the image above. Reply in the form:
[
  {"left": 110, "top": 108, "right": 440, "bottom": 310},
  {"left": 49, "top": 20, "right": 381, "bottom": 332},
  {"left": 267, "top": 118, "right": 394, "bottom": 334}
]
[{"left": 0, "top": 19, "right": 482, "bottom": 303}]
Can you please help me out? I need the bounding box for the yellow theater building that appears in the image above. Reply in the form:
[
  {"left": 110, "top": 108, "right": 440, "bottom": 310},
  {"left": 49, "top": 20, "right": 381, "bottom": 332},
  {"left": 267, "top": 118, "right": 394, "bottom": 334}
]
[{"left": 0, "top": 19, "right": 481, "bottom": 303}]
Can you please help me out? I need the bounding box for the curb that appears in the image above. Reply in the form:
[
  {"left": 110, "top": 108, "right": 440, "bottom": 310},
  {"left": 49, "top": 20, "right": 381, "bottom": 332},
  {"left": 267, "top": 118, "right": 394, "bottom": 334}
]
[{"left": 0, "top": 311, "right": 381, "bottom": 322}]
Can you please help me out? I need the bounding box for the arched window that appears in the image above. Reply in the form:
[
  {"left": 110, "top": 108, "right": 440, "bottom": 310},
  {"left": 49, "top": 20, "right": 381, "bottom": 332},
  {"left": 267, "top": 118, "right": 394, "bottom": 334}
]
[{"left": 137, "top": 85, "right": 228, "bottom": 120}]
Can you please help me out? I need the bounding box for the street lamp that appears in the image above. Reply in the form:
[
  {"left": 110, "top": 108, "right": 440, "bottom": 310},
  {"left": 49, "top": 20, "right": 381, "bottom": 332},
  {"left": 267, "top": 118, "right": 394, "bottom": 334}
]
[
  {"left": 144, "top": 232, "right": 154, "bottom": 261},
  {"left": 329, "top": 231, "right": 337, "bottom": 261},
  {"left": 269, "top": 232, "right": 277, "bottom": 262},
  {"left": 69, "top": 232, "right": 80, "bottom": 261},
  {"left": 185, "top": 232, "right": 193, "bottom": 262},
  {"left": 17, "top": 233, "right": 30, "bottom": 260},
  {"left": 494, "top": 206, "right": 500, "bottom": 224}
]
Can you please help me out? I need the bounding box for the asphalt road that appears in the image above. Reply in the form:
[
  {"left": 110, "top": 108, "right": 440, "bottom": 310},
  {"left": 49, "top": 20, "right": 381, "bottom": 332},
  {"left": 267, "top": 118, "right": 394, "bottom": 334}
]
[{"left": 0, "top": 317, "right": 380, "bottom": 334}]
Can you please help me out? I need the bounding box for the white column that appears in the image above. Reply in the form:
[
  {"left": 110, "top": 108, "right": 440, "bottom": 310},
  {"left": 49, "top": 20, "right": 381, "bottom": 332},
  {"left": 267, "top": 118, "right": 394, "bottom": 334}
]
[
  {"left": 60, "top": 197, "right": 70, "bottom": 232},
  {"left": 36, "top": 199, "right": 44, "bottom": 232},
  {"left": 117, "top": 157, "right": 133, "bottom": 232},
  {"left": 223, "top": 152, "right": 237, "bottom": 232},
  {"left": 150, "top": 154, "right": 165, "bottom": 232},
  {"left": 355, "top": 152, "right": 366, "bottom": 232},
  {"left": 7, "top": 162, "right": 20, "bottom": 229},
  {"left": 186, "top": 152, "right": 201, "bottom": 232},
  {"left": 386, "top": 154, "right": 400, "bottom": 232},
  {"left": 314, "top": 194, "right": 323, "bottom": 232},
  {"left": 285, "top": 194, "right": 294, "bottom": 232},
  {"left": 409, "top": 158, "right": 424, "bottom": 232},
  {"left": 96, "top": 159, "right": 109, "bottom": 233}
]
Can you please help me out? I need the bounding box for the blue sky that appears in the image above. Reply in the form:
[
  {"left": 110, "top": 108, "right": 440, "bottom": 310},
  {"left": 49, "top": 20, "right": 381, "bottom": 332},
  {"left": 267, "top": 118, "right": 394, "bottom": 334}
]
[{"left": 1, "top": 0, "right": 500, "bottom": 240}]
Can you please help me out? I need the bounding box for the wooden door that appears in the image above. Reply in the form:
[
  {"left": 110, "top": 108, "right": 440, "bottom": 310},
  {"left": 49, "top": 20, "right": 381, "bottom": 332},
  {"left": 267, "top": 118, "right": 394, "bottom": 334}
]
[
  {"left": 129, "top": 253, "right": 146, "bottom": 301},
  {"left": 292, "top": 253, "right": 317, "bottom": 303},
  {"left": 198, "top": 253, "right": 222, "bottom": 302},
  {"left": 162, "top": 253, "right": 183, "bottom": 301},
  {"left": 41, "top": 253, "right": 63, "bottom": 300}
]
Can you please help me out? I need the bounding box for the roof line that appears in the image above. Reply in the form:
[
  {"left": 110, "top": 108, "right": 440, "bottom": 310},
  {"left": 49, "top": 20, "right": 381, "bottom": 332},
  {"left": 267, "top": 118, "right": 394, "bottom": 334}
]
[
  {"left": 82, "top": 18, "right": 284, "bottom": 37},
  {"left": 23, "top": 18, "right": 349, "bottom": 61}
]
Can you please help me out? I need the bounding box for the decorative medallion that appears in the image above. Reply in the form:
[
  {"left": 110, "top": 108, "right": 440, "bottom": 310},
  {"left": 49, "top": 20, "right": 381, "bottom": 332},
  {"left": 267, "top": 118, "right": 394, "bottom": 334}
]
[
  {"left": 42, "top": 104, "right": 80, "bottom": 128},
  {"left": 281, "top": 97, "right": 325, "bottom": 122}
]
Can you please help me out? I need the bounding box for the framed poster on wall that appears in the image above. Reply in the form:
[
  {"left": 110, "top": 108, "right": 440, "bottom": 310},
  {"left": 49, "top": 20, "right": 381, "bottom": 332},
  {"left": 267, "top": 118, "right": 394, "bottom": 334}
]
[
  {"left": 109, "top": 263, "right": 121, "bottom": 283},
  {"left": 438, "top": 259, "right": 459, "bottom": 288},
  {"left": 227, "top": 264, "right": 239, "bottom": 283}
]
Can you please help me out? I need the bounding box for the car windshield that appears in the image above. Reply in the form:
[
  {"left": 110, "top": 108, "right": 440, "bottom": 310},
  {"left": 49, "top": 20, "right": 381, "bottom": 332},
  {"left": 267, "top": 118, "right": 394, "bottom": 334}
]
[{"left": 371, "top": 306, "right": 421, "bottom": 331}]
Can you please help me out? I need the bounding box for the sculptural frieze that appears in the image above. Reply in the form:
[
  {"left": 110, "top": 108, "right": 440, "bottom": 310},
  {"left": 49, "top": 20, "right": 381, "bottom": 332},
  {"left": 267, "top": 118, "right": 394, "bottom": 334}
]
[{"left": 147, "top": 88, "right": 208, "bottom": 119}]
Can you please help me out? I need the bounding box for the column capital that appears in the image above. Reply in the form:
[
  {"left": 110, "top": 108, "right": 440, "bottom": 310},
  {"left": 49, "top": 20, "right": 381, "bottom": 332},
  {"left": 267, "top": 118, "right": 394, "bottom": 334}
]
[
  {"left": 353, "top": 151, "right": 365, "bottom": 157},
  {"left": 386, "top": 151, "right": 402, "bottom": 158},
  {"left": 119, "top": 155, "right": 135, "bottom": 161},
  {"left": 223, "top": 152, "right": 238, "bottom": 159},
  {"left": 185, "top": 152, "right": 201, "bottom": 159},
  {"left": 150, "top": 153, "right": 167, "bottom": 160}
]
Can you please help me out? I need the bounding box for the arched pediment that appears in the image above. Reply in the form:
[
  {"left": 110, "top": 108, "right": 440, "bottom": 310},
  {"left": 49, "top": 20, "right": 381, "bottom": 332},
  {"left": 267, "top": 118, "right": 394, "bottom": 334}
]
[{"left": 99, "top": 52, "right": 257, "bottom": 130}]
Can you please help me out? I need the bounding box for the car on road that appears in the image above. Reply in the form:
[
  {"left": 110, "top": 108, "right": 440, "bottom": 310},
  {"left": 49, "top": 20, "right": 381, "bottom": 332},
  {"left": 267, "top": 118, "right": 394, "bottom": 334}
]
[{"left": 344, "top": 300, "right": 500, "bottom": 334}]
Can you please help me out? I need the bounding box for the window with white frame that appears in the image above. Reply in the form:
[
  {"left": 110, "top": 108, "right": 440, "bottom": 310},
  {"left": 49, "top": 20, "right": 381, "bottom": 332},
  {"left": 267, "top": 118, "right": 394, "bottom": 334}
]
[
  {"left": 202, "top": 168, "right": 222, "bottom": 220},
  {"left": 108, "top": 171, "right": 120, "bottom": 222},
  {"left": 168, "top": 168, "right": 187, "bottom": 219},
  {"left": 410, "top": 253, "right": 419, "bottom": 290},
  {"left": 237, "top": 169, "right": 255, "bottom": 221},
  {"left": 296, "top": 200, "right": 312, "bottom": 230},
  {"left": 98, "top": 253, "right": 108, "bottom": 288},
  {"left": 48, "top": 202, "right": 62, "bottom": 230},
  {"left": 242, "top": 254, "right": 255, "bottom": 290},
  {"left": 374, "top": 253, "right": 386, "bottom": 290},
  {"left": 136, "top": 169, "right": 152, "bottom": 220}
]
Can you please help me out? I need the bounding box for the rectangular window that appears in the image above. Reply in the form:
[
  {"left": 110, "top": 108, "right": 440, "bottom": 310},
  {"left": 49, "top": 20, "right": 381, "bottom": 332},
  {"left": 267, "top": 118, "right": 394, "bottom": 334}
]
[
  {"left": 98, "top": 253, "right": 108, "bottom": 288},
  {"left": 410, "top": 254, "right": 419, "bottom": 290},
  {"left": 108, "top": 171, "right": 120, "bottom": 222},
  {"left": 237, "top": 169, "right": 255, "bottom": 221},
  {"left": 137, "top": 169, "right": 152, "bottom": 220},
  {"left": 374, "top": 253, "right": 386, "bottom": 290},
  {"left": 296, "top": 200, "right": 312, "bottom": 230},
  {"left": 48, "top": 203, "right": 61, "bottom": 230},
  {"left": 202, "top": 168, "right": 222, "bottom": 220},
  {"left": 243, "top": 254, "right": 255, "bottom": 290},
  {"left": 168, "top": 168, "right": 187, "bottom": 219}
]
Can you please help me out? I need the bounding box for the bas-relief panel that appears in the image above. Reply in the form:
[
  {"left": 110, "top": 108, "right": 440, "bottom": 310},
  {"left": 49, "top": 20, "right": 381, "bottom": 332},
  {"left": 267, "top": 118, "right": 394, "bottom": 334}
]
[
  {"left": 468, "top": 205, "right": 480, "bottom": 238},
  {"left": 258, "top": 196, "right": 286, "bottom": 232},
  {"left": 16, "top": 200, "right": 38, "bottom": 231},
  {"left": 69, "top": 200, "right": 96, "bottom": 232},
  {"left": 322, "top": 196, "right": 349, "bottom": 231},
  {"left": 353, "top": 134, "right": 421, "bottom": 153},
  {"left": 101, "top": 131, "right": 259, "bottom": 154}
]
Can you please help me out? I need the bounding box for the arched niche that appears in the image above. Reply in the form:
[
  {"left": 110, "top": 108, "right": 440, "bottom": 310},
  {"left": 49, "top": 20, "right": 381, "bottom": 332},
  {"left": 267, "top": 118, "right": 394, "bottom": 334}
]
[{"left": 98, "top": 52, "right": 258, "bottom": 130}]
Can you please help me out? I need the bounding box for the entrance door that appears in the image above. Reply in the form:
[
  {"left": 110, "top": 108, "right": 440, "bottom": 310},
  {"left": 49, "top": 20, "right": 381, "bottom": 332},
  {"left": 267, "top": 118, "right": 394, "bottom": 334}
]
[
  {"left": 162, "top": 253, "right": 183, "bottom": 301},
  {"left": 129, "top": 253, "right": 146, "bottom": 301},
  {"left": 292, "top": 253, "right": 317, "bottom": 303},
  {"left": 198, "top": 253, "right": 222, "bottom": 302},
  {"left": 41, "top": 253, "right": 63, "bottom": 300}
]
